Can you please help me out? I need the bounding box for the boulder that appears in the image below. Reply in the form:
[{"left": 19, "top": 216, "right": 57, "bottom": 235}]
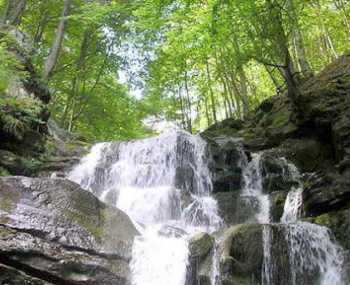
[
  {"left": 303, "top": 171, "right": 350, "bottom": 217},
  {"left": 0, "top": 176, "right": 139, "bottom": 284},
  {"left": 260, "top": 153, "right": 300, "bottom": 194},
  {"left": 206, "top": 137, "right": 246, "bottom": 193},
  {"left": 186, "top": 232, "right": 214, "bottom": 285},
  {"left": 310, "top": 208, "right": 350, "bottom": 252},
  {"left": 214, "top": 192, "right": 260, "bottom": 225},
  {"left": 270, "top": 191, "right": 289, "bottom": 223},
  {"left": 219, "top": 224, "right": 263, "bottom": 285}
]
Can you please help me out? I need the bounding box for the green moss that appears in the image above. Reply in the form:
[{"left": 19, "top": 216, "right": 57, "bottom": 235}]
[
  {"left": 270, "top": 111, "right": 291, "bottom": 129},
  {"left": 0, "top": 167, "right": 10, "bottom": 176},
  {"left": 314, "top": 213, "right": 332, "bottom": 227}
]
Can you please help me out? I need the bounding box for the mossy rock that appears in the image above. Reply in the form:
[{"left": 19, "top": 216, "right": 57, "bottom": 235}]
[
  {"left": 219, "top": 224, "right": 263, "bottom": 284},
  {"left": 0, "top": 166, "right": 10, "bottom": 177},
  {"left": 0, "top": 176, "right": 139, "bottom": 284},
  {"left": 309, "top": 208, "right": 350, "bottom": 251},
  {"left": 270, "top": 191, "right": 288, "bottom": 222}
]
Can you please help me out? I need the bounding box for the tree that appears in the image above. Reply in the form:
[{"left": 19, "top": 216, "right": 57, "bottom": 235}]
[
  {"left": 43, "top": 0, "right": 71, "bottom": 81},
  {"left": 1, "top": 0, "right": 27, "bottom": 26}
]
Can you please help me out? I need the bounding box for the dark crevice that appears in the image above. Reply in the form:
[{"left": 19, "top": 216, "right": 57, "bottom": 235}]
[{"left": 0, "top": 255, "right": 77, "bottom": 285}]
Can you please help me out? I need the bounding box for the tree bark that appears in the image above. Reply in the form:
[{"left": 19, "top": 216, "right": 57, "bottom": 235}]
[
  {"left": 2, "top": 0, "right": 27, "bottom": 26},
  {"left": 184, "top": 71, "right": 192, "bottom": 133},
  {"left": 205, "top": 59, "right": 217, "bottom": 124},
  {"left": 238, "top": 67, "right": 249, "bottom": 117},
  {"left": 43, "top": 0, "right": 71, "bottom": 81},
  {"left": 288, "top": 0, "right": 313, "bottom": 78}
]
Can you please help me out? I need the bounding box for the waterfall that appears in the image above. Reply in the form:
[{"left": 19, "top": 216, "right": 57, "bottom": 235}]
[
  {"left": 69, "top": 132, "right": 346, "bottom": 285},
  {"left": 68, "top": 130, "right": 222, "bottom": 285},
  {"left": 238, "top": 152, "right": 346, "bottom": 285},
  {"left": 241, "top": 152, "right": 270, "bottom": 224}
]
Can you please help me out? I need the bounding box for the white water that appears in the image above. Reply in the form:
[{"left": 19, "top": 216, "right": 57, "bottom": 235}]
[
  {"left": 69, "top": 134, "right": 346, "bottom": 285},
  {"left": 238, "top": 152, "right": 346, "bottom": 285},
  {"left": 241, "top": 153, "right": 270, "bottom": 223},
  {"left": 68, "top": 130, "right": 222, "bottom": 285},
  {"left": 285, "top": 222, "right": 345, "bottom": 285}
]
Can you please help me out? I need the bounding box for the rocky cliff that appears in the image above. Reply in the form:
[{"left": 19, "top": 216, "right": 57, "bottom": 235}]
[{"left": 198, "top": 53, "right": 350, "bottom": 284}]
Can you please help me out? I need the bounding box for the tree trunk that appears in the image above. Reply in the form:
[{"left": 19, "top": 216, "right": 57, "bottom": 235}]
[
  {"left": 2, "top": 0, "right": 27, "bottom": 26},
  {"left": 177, "top": 85, "right": 186, "bottom": 130},
  {"left": 184, "top": 71, "right": 192, "bottom": 133},
  {"left": 282, "top": 51, "right": 300, "bottom": 106},
  {"left": 62, "top": 30, "right": 91, "bottom": 128},
  {"left": 205, "top": 59, "right": 217, "bottom": 123},
  {"left": 288, "top": 0, "right": 313, "bottom": 78},
  {"left": 204, "top": 96, "right": 212, "bottom": 127},
  {"left": 333, "top": 0, "right": 350, "bottom": 38},
  {"left": 34, "top": 11, "right": 50, "bottom": 45},
  {"left": 43, "top": 0, "right": 71, "bottom": 81},
  {"left": 238, "top": 67, "right": 249, "bottom": 117},
  {"left": 313, "top": 0, "right": 338, "bottom": 61}
]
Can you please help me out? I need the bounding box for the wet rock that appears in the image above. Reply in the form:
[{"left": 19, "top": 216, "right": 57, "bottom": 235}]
[
  {"left": 214, "top": 192, "right": 259, "bottom": 225},
  {"left": 219, "top": 224, "right": 263, "bottom": 285},
  {"left": 202, "top": 118, "right": 243, "bottom": 139},
  {"left": 260, "top": 153, "right": 299, "bottom": 194},
  {"left": 303, "top": 171, "right": 350, "bottom": 217},
  {"left": 186, "top": 232, "right": 214, "bottom": 285},
  {"left": 270, "top": 191, "right": 289, "bottom": 222},
  {"left": 206, "top": 138, "right": 246, "bottom": 193},
  {"left": 279, "top": 139, "right": 333, "bottom": 172},
  {"left": 0, "top": 176, "right": 139, "bottom": 284},
  {"left": 0, "top": 264, "right": 52, "bottom": 285},
  {"left": 310, "top": 208, "right": 350, "bottom": 251}
]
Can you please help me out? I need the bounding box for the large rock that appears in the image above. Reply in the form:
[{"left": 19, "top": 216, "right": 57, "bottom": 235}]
[
  {"left": 214, "top": 192, "right": 260, "bottom": 225},
  {"left": 186, "top": 232, "right": 214, "bottom": 285},
  {"left": 205, "top": 137, "right": 246, "bottom": 193},
  {"left": 303, "top": 171, "right": 350, "bottom": 217},
  {"left": 219, "top": 224, "right": 263, "bottom": 285},
  {"left": 0, "top": 176, "right": 139, "bottom": 284},
  {"left": 310, "top": 208, "right": 350, "bottom": 251}
]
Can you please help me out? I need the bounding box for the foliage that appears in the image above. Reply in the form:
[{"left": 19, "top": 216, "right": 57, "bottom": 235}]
[
  {"left": 129, "top": 0, "right": 350, "bottom": 132},
  {"left": 0, "top": 96, "right": 44, "bottom": 139},
  {"left": 0, "top": 0, "right": 349, "bottom": 139}
]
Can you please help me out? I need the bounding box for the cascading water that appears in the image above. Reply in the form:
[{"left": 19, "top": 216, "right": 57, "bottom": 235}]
[
  {"left": 239, "top": 151, "right": 346, "bottom": 285},
  {"left": 68, "top": 130, "right": 222, "bottom": 285},
  {"left": 280, "top": 166, "right": 345, "bottom": 285},
  {"left": 69, "top": 131, "right": 346, "bottom": 285},
  {"left": 241, "top": 152, "right": 270, "bottom": 224}
]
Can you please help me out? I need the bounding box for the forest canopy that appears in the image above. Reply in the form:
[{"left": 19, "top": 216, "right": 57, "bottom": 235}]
[{"left": 0, "top": 0, "right": 349, "bottom": 141}]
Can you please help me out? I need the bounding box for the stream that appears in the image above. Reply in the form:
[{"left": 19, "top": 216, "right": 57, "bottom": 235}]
[{"left": 68, "top": 130, "right": 346, "bottom": 285}]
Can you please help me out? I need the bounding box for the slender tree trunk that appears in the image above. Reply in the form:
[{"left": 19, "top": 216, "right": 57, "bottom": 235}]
[
  {"left": 265, "top": 66, "right": 280, "bottom": 90},
  {"left": 177, "top": 85, "right": 186, "bottom": 130},
  {"left": 220, "top": 76, "right": 233, "bottom": 117},
  {"left": 184, "top": 71, "right": 192, "bottom": 133},
  {"left": 288, "top": 0, "right": 313, "bottom": 78},
  {"left": 204, "top": 96, "right": 212, "bottom": 127},
  {"left": 34, "top": 12, "right": 50, "bottom": 45},
  {"left": 62, "top": 30, "right": 91, "bottom": 127},
  {"left": 2, "top": 0, "right": 27, "bottom": 26},
  {"left": 334, "top": 0, "right": 350, "bottom": 38},
  {"left": 313, "top": 0, "right": 338, "bottom": 61},
  {"left": 43, "top": 0, "right": 71, "bottom": 81},
  {"left": 205, "top": 59, "right": 217, "bottom": 123},
  {"left": 238, "top": 67, "right": 249, "bottom": 117},
  {"left": 282, "top": 51, "right": 300, "bottom": 105},
  {"left": 227, "top": 71, "right": 243, "bottom": 119}
]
